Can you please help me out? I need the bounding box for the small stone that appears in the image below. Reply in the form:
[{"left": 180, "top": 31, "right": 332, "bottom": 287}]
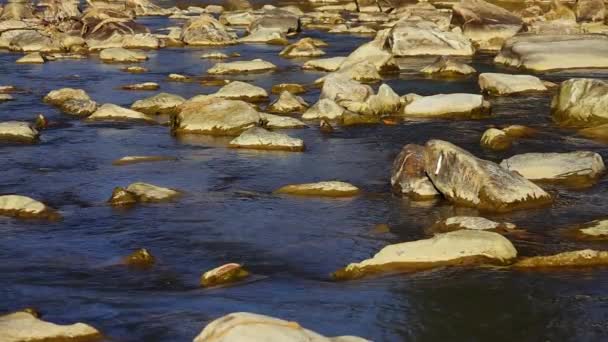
[
  {"left": 122, "top": 66, "right": 149, "bottom": 73},
  {"left": 267, "top": 91, "right": 308, "bottom": 113},
  {"left": 207, "top": 59, "right": 277, "bottom": 75},
  {"left": 123, "top": 248, "right": 155, "bottom": 267},
  {"left": 514, "top": 249, "right": 608, "bottom": 268},
  {"left": 87, "top": 104, "right": 155, "bottom": 123},
  {"left": 167, "top": 73, "right": 191, "bottom": 82},
  {"left": 0, "top": 94, "right": 14, "bottom": 102},
  {"left": 99, "top": 48, "right": 148, "bottom": 63},
  {"left": 121, "top": 82, "right": 160, "bottom": 91},
  {"left": 200, "top": 263, "right": 249, "bottom": 287},
  {"left": 275, "top": 181, "right": 359, "bottom": 197},
  {"left": 271, "top": 83, "right": 306, "bottom": 95},
  {"left": 480, "top": 128, "right": 512, "bottom": 151},
  {"left": 112, "top": 156, "right": 177, "bottom": 166},
  {"left": 0, "top": 121, "right": 39, "bottom": 143},
  {"left": 0, "top": 195, "right": 59, "bottom": 220}
]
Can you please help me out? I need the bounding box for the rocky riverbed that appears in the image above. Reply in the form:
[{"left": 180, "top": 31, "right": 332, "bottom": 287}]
[{"left": 1, "top": 0, "right": 608, "bottom": 341}]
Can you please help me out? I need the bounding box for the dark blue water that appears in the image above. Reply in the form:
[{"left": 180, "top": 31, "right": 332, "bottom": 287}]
[{"left": 1, "top": 15, "right": 608, "bottom": 341}]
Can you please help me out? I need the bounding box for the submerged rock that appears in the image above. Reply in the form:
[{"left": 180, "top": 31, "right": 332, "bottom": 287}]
[
  {"left": 551, "top": 78, "right": 608, "bottom": 127},
  {"left": 109, "top": 182, "right": 180, "bottom": 205},
  {"left": 275, "top": 181, "right": 359, "bottom": 197},
  {"left": 279, "top": 38, "right": 325, "bottom": 58},
  {"left": 122, "top": 248, "right": 155, "bottom": 267},
  {"left": 479, "top": 73, "right": 547, "bottom": 95},
  {"left": 200, "top": 263, "right": 249, "bottom": 287},
  {"left": 572, "top": 219, "right": 608, "bottom": 240},
  {"left": 271, "top": 83, "right": 306, "bottom": 95},
  {"left": 302, "top": 56, "right": 346, "bottom": 72},
  {"left": 333, "top": 230, "right": 517, "bottom": 280},
  {"left": 420, "top": 57, "right": 476, "bottom": 76},
  {"left": 390, "top": 144, "right": 440, "bottom": 199},
  {"left": 480, "top": 128, "right": 511, "bottom": 151},
  {"left": 200, "top": 52, "right": 230, "bottom": 59},
  {"left": 88, "top": 104, "right": 155, "bottom": 123},
  {"left": 0, "top": 311, "right": 100, "bottom": 342},
  {"left": 121, "top": 82, "right": 159, "bottom": 91},
  {"left": 213, "top": 81, "right": 268, "bottom": 102},
  {"left": 0, "top": 121, "right": 39, "bottom": 143},
  {"left": 173, "top": 99, "right": 261, "bottom": 136},
  {"left": 229, "top": 127, "right": 304, "bottom": 152},
  {"left": 99, "top": 48, "right": 148, "bottom": 63},
  {"left": 193, "top": 312, "right": 369, "bottom": 342},
  {"left": 112, "top": 156, "right": 176, "bottom": 166},
  {"left": 500, "top": 151, "right": 605, "bottom": 186},
  {"left": 131, "top": 93, "right": 186, "bottom": 115},
  {"left": 267, "top": 91, "right": 308, "bottom": 113},
  {"left": 424, "top": 140, "right": 552, "bottom": 212},
  {"left": 429, "top": 216, "right": 516, "bottom": 234},
  {"left": 207, "top": 59, "right": 277, "bottom": 74},
  {"left": 181, "top": 14, "right": 237, "bottom": 46},
  {"left": 402, "top": 94, "right": 490, "bottom": 118},
  {"left": 514, "top": 249, "right": 608, "bottom": 268},
  {"left": 0, "top": 195, "right": 59, "bottom": 220},
  {"left": 390, "top": 20, "right": 474, "bottom": 56}
]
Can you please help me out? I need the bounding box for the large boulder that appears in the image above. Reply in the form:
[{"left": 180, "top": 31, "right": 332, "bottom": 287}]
[
  {"left": 0, "top": 311, "right": 100, "bottom": 342},
  {"left": 229, "top": 127, "right": 305, "bottom": 152},
  {"left": 333, "top": 230, "right": 517, "bottom": 280},
  {"left": 181, "top": 14, "right": 237, "bottom": 46},
  {"left": 172, "top": 99, "right": 261, "bottom": 136},
  {"left": 575, "top": 0, "right": 605, "bottom": 22},
  {"left": 423, "top": 140, "right": 552, "bottom": 211},
  {"left": 339, "top": 28, "right": 398, "bottom": 73},
  {"left": 551, "top": 78, "right": 608, "bottom": 127},
  {"left": 0, "top": 195, "right": 59, "bottom": 220},
  {"left": 401, "top": 93, "right": 490, "bottom": 118},
  {"left": 390, "top": 143, "right": 440, "bottom": 199},
  {"left": 452, "top": 0, "right": 523, "bottom": 51},
  {"left": 0, "top": 121, "right": 39, "bottom": 143},
  {"left": 193, "top": 312, "right": 368, "bottom": 342},
  {"left": 87, "top": 104, "right": 155, "bottom": 123},
  {"left": 389, "top": 20, "right": 474, "bottom": 56},
  {"left": 500, "top": 151, "right": 605, "bottom": 186},
  {"left": 479, "top": 73, "right": 547, "bottom": 95},
  {"left": 207, "top": 59, "right": 277, "bottom": 74},
  {"left": 495, "top": 34, "right": 608, "bottom": 71},
  {"left": 131, "top": 93, "right": 186, "bottom": 115}
]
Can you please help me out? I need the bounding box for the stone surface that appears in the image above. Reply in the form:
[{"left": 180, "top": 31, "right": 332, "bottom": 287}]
[
  {"left": 213, "top": 81, "right": 268, "bottom": 102},
  {"left": 390, "top": 20, "right": 474, "bottom": 56},
  {"left": 208, "top": 59, "right": 277, "bottom": 74},
  {"left": 229, "top": 127, "right": 304, "bottom": 151},
  {"left": 0, "top": 195, "right": 58, "bottom": 220},
  {"left": 0, "top": 311, "right": 100, "bottom": 342},
  {"left": 480, "top": 128, "right": 511, "bottom": 151},
  {"left": 302, "top": 99, "right": 345, "bottom": 120},
  {"left": 173, "top": 99, "right": 261, "bottom": 136},
  {"left": 16, "top": 52, "right": 44, "bottom": 64},
  {"left": 131, "top": 93, "right": 186, "bottom": 115},
  {"left": 260, "top": 113, "right": 306, "bottom": 129},
  {"left": 302, "top": 56, "right": 346, "bottom": 71},
  {"left": 514, "top": 249, "right": 608, "bottom": 268},
  {"left": 320, "top": 73, "right": 372, "bottom": 104},
  {"left": 479, "top": 73, "right": 547, "bottom": 95},
  {"left": 280, "top": 38, "right": 325, "bottom": 58},
  {"left": 112, "top": 155, "right": 176, "bottom": 166},
  {"left": 0, "top": 121, "right": 38, "bottom": 142},
  {"left": 391, "top": 143, "right": 440, "bottom": 199},
  {"left": 88, "top": 104, "right": 155, "bottom": 123},
  {"left": 99, "top": 48, "right": 148, "bottom": 63},
  {"left": 420, "top": 57, "right": 476, "bottom": 76},
  {"left": 181, "top": 14, "right": 237, "bottom": 45},
  {"left": 121, "top": 82, "right": 159, "bottom": 91},
  {"left": 429, "top": 216, "right": 516, "bottom": 233},
  {"left": 402, "top": 94, "right": 490, "bottom": 118},
  {"left": 576, "top": 0, "right": 605, "bottom": 22},
  {"left": 551, "top": 78, "right": 608, "bottom": 127},
  {"left": 200, "top": 263, "right": 250, "bottom": 287},
  {"left": 271, "top": 83, "right": 306, "bottom": 94},
  {"left": 123, "top": 182, "right": 180, "bottom": 202},
  {"left": 239, "top": 27, "right": 288, "bottom": 45},
  {"left": 275, "top": 181, "right": 360, "bottom": 197},
  {"left": 267, "top": 91, "right": 308, "bottom": 113}
]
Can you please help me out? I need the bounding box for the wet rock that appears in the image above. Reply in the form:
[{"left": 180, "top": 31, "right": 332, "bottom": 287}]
[
  {"left": 0, "top": 94, "right": 13, "bottom": 102},
  {"left": 320, "top": 119, "right": 334, "bottom": 133},
  {"left": 200, "top": 263, "right": 250, "bottom": 287},
  {"left": 122, "top": 248, "right": 155, "bottom": 267},
  {"left": 193, "top": 312, "right": 369, "bottom": 342},
  {"left": 551, "top": 78, "right": 608, "bottom": 127},
  {"left": 109, "top": 182, "right": 180, "bottom": 205},
  {"left": 391, "top": 144, "right": 440, "bottom": 199},
  {"left": 402, "top": 94, "right": 490, "bottom": 118},
  {"left": 480, "top": 128, "right": 511, "bottom": 151},
  {"left": 99, "top": 47, "right": 148, "bottom": 63},
  {"left": 87, "top": 104, "right": 155, "bottom": 123},
  {"left": 579, "top": 124, "right": 608, "bottom": 142},
  {"left": 131, "top": 93, "right": 186, "bottom": 115},
  {"left": 514, "top": 249, "right": 608, "bottom": 268},
  {"left": 271, "top": 83, "right": 306, "bottom": 95},
  {"left": 167, "top": 73, "right": 190, "bottom": 82},
  {"left": 423, "top": 139, "right": 552, "bottom": 212},
  {"left": 213, "top": 81, "right": 268, "bottom": 102},
  {"left": 112, "top": 155, "right": 176, "bottom": 166},
  {"left": 0, "top": 311, "right": 100, "bottom": 342},
  {"left": 207, "top": 59, "right": 277, "bottom": 74},
  {"left": 44, "top": 88, "right": 91, "bottom": 106},
  {"left": 0, "top": 195, "right": 59, "bottom": 220},
  {"left": 342, "top": 83, "right": 401, "bottom": 116},
  {"left": 495, "top": 34, "right": 608, "bottom": 71},
  {"left": 9, "top": 31, "right": 61, "bottom": 53},
  {"left": 420, "top": 57, "right": 476, "bottom": 76},
  {"left": 279, "top": 38, "right": 325, "bottom": 58},
  {"left": 339, "top": 29, "right": 397, "bottom": 73},
  {"left": 229, "top": 127, "right": 304, "bottom": 152},
  {"left": 180, "top": 14, "right": 237, "bottom": 46},
  {"left": 173, "top": 99, "right": 261, "bottom": 136},
  {"left": 302, "top": 56, "right": 346, "bottom": 72},
  {"left": 302, "top": 98, "right": 345, "bottom": 120},
  {"left": 275, "top": 181, "right": 359, "bottom": 197},
  {"left": 239, "top": 27, "right": 288, "bottom": 45},
  {"left": 121, "top": 82, "right": 159, "bottom": 91},
  {"left": 219, "top": 11, "right": 257, "bottom": 26},
  {"left": 0, "top": 121, "right": 39, "bottom": 143},
  {"left": 572, "top": 219, "right": 608, "bottom": 240},
  {"left": 320, "top": 73, "right": 373, "bottom": 104},
  {"left": 267, "top": 91, "right": 308, "bottom": 113},
  {"left": 479, "top": 73, "right": 547, "bottom": 95},
  {"left": 452, "top": 0, "right": 523, "bottom": 51},
  {"left": 576, "top": 0, "right": 605, "bottom": 22},
  {"left": 500, "top": 151, "right": 605, "bottom": 186},
  {"left": 200, "top": 52, "right": 229, "bottom": 59},
  {"left": 502, "top": 125, "right": 537, "bottom": 138},
  {"left": 122, "top": 66, "right": 148, "bottom": 73},
  {"left": 260, "top": 113, "right": 306, "bottom": 129},
  {"left": 429, "top": 216, "right": 516, "bottom": 233},
  {"left": 333, "top": 230, "right": 517, "bottom": 280},
  {"left": 389, "top": 20, "right": 474, "bottom": 56},
  {"left": 16, "top": 52, "right": 44, "bottom": 64}
]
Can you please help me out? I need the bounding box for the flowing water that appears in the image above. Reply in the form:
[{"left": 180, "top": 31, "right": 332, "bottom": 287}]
[{"left": 1, "top": 14, "right": 608, "bottom": 342}]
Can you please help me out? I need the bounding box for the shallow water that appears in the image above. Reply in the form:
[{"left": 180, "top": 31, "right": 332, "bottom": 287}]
[{"left": 2, "top": 15, "right": 608, "bottom": 342}]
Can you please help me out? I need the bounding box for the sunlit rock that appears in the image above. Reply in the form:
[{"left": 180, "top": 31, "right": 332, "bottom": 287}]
[
  {"left": 193, "top": 312, "right": 369, "bottom": 342},
  {"left": 213, "top": 81, "right": 268, "bottom": 102},
  {"left": 302, "top": 98, "right": 345, "bottom": 120},
  {"left": 0, "top": 195, "right": 59, "bottom": 220},
  {"left": 200, "top": 263, "right": 250, "bottom": 287},
  {"left": 0, "top": 94, "right": 13, "bottom": 102},
  {"left": 572, "top": 219, "right": 608, "bottom": 240},
  {"left": 88, "top": 104, "right": 155, "bottom": 123},
  {"left": 402, "top": 94, "right": 490, "bottom": 118},
  {"left": 271, "top": 83, "right": 306, "bottom": 94},
  {"left": 332, "top": 60, "right": 381, "bottom": 83},
  {"left": 429, "top": 216, "right": 516, "bottom": 234},
  {"left": 131, "top": 93, "right": 186, "bottom": 115},
  {"left": 279, "top": 38, "right": 325, "bottom": 58},
  {"left": 16, "top": 52, "right": 44, "bottom": 64},
  {"left": 339, "top": 28, "right": 397, "bottom": 73},
  {"left": 420, "top": 57, "right": 476, "bottom": 76},
  {"left": 121, "top": 82, "right": 159, "bottom": 91},
  {"left": 391, "top": 144, "right": 440, "bottom": 199},
  {"left": 479, "top": 73, "right": 547, "bottom": 95},
  {"left": 167, "top": 73, "right": 191, "bottom": 82},
  {"left": 122, "top": 66, "right": 148, "bottom": 73},
  {"left": 267, "top": 91, "right": 308, "bottom": 113},
  {"left": 99, "top": 47, "right": 148, "bottom": 63},
  {"left": 480, "top": 128, "right": 511, "bottom": 151},
  {"left": 514, "top": 249, "right": 608, "bottom": 268},
  {"left": 109, "top": 182, "right": 180, "bottom": 205},
  {"left": 343, "top": 83, "right": 401, "bottom": 116},
  {"left": 320, "top": 73, "right": 372, "bottom": 104},
  {"left": 551, "top": 78, "right": 608, "bottom": 127},
  {"left": 576, "top": 0, "right": 605, "bottom": 22},
  {"left": 9, "top": 31, "right": 61, "bottom": 53},
  {"left": 0, "top": 121, "right": 39, "bottom": 143},
  {"left": 200, "top": 52, "right": 229, "bottom": 59},
  {"left": 423, "top": 140, "right": 552, "bottom": 211},
  {"left": 173, "top": 99, "right": 261, "bottom": 136},
  {"left": 248, "top": 9, "right": 300, "bottom": 34},
  {"left": 122, "top": 33, "right": 162, "bottom": 49},
  {"left": 389, "top": 20, "right": 474, "bottom": 56},
  {"left": 239, "top": 27, "right": 288, "bottom": 45},
  {"left": 207, "top": 59, "right": 277, "bottom": 74},
  {"left": 122, "top": 248, "right": 155, "bottom": 267},
  {"left": 302, "top": 56, "right": 346, "bottom": 71},
  {"left": 579, "top": 123, "right": 608, "bottom": 143},
  {"left": 180, "top": 14, "right": 237, "bottom": 46},
  {"left": 0, "top": 311, "right": 100, "bottom": 342},
  {"left": 229, "top": 127, "right": 304, "bottom": 151},
  {"left": 275, "top": 181, "right": 359, "bottom": 197},
  {"left": 112, "top": 155, "right": 176, "bottom": 166},
  {"left": 333, "top": 230, "right": 517, "bottom": 280}
]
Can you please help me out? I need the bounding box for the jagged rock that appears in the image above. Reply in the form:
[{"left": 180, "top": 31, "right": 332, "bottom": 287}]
[
  {"left": 514, "top": 249, "right": 608, "bottom": 268},
  {"left": 271, "top": 83, "right": 306, "bottom": 94},
  {"left": 260, "top": 113, "right": 306, "bottom": 129},
  {"left": 131, "top": 93, "right": 186, "bottom": 115},
  {"left": 193, "top": 312, "right": 369, "bottom": 342},
  {"left": 0, "top": 121, "right": 38, "bottom": 143},
  {"left": 391, "top": 143, "right": 440, "bottom": 199},
  {"left": 112, "top": 155, "right": 176, "bottom": 166},
  {"left": 480, "top": 128, "right": 511, "bottom": 151},
  {"left": 339, "top": 28, "right": 397, "bottom": 73},
  {"left": 402, "top": 94, "right": 490, "bottom": 118},
  {"left": 429, "top": 216, "right": 516, "bottom": 233},
  {"left": 389, "top": 20, "right": 474, "bottom": 56},
  {"left": 267, "top": 91, "right": 308, "bottom": 113},
  {"left": 213, "top": 81, "right": 268, "bottom": 102},
  {"left": 500, "top": 151, "right": 605, "bottom": 186},
  {"left": 207, "top": 59, "right": 277, "bottom": 74},
  {"left": 333, "top": 230, "right": 517, "bottom": 280},
  {"left": 423, "top": 140, "right": 552, "bottom": 211},
  {"left": 576, "top": 0, "right": 605, "bottom": 22},
  {"left": 551, "top": 78, "right": 608, "bottom": 127},
  {"left": 99, "top": 48, "right": 148, "bottom": 63},
  {"left": 88, "top": 104, "right": 155, "bottom": 123},
  {"left": 0, "top": 195, "right": 59, "bottom": 220},
  {"left": 109, "top": 182, "right": 180, "bottom": 205},
  {"left": 16, "top": 52, "right": 44, "bottom": 64},
  {"left": 302, "top": 56, "right": 346, "bottom": 71},
  {"left": 173, "top": 99, "right": 261, "bottom": 136},
  {"left": 302, "top": 99, "right": 345, "bottom": 120},
  {"left": 0, "top": 311, "right": 100, "bottom": 342},
  {"left": 121, "top": 82, "right": 159, "bottom": 91},
  {"left": 275, "top": 181, "right": 359, "bottom": 197},
  {"left": 181, "top": 14, "right": 237, "bottom": 46},
  {"left": 200, "top": 263, "right": 250, "bottom": 287},
  {"left": 479, "top": 73, "right": 547, "bottom": 95},
  {"left": 420, "top": 57, "right": 476, "bottom": 76},
  {"left": 495, "top": 34, "right": 608, "bottom": 71},
  {"left": 279, "top": 38, "right": 325, "bottom": 58},
  {"left": 229, "top": 127, "right": 304, "bottom": 151}
]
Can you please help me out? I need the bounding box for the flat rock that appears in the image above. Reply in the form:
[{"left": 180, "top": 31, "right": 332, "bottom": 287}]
[
  {"left": 275, "top": 181, "right": 359, "bottom": 197},
  {"left": 479, "top": 73, "right": 547, "bottom": 95},
  {"left": 208, "top": 59, "right": 277, "bottom": 74},
  {"left": 333, "top": 230, "right": 517, "bottom": 280},
  {"left": 302, "top": 56, "right": 346, "bottom": 71},
  {"left": 0, "top": 195, "right": 58, "bottom": 220},
  {"left": 320, "top": 73, "right": 373, "bottom": 104},
  {"left": 88, "top": 104, "right": 155, "bottom": 123},
  {"left": 229, "top": 127, "right": 304, "bottom": 151},
  {"left": 271, "top": 83, "right": 306, "bottom": 94},
  {"left": 193, "top": 312, "right": 369, "bottom": 342},
  {"left": 429, "top": 216, "right": 516, "bottom": 233},
  {"left": 420, "top": 57, "right": 476, "bottom": 76},
  {"left": 424, "top": 139, "right": 552, "bottom": 212},
  {"left": 131, "top": 93, "right": 186, "bottom": 115},
  {"left": 16, "top": 52, "right": 44, "bottom": 64},
  {"left": 112, "top": 156, "right": 177, "bottom": 166},
  {"left": 500, "top": 151, "right": 605, "bottom": 186},
  {"left": 514, "top": 249, "right": 608, "bottom": 268},
  {"left": 279, "top": 38, "right": 325, "bottom": 58},
  {"left": 0, "top": 121, "right": 38, "bottom": 143},
  {"left": 0, "top": 94, "right": 13, "bottom": 102},
  {"left": 480, "top": 128, "right": 511, "bottom": 151},
  {"left": 239, "top": 27, "right": 288, "bottom": 44},
  {"left": 213, "top": 81, "right": 268, "bottom": 102},
  {"left": 267, "top": 91, "right": 308, "bottom": 113},
  {"left": 260, "top": 113, "right": 307, "bottom": 129},
  {"left": 121, "top": 82, "right": 159, "bottom": 91},
  {"left": 173, "top": 99, "right": 261, "bottom": 136},
  {"left": 0, "top": 311, "right": 100, "bottom": 342},
  {"left": 390, "top": 20, "right": 474, "bottom": 56},
  {"left": 402, "top": 93, "right": 490, "bottom": 118},
  {"left": 99, "top": 48, "right": 148, "bottom": 63},
  {"left": 551, "top": 78, "right": 608, "bottom": 127}
]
